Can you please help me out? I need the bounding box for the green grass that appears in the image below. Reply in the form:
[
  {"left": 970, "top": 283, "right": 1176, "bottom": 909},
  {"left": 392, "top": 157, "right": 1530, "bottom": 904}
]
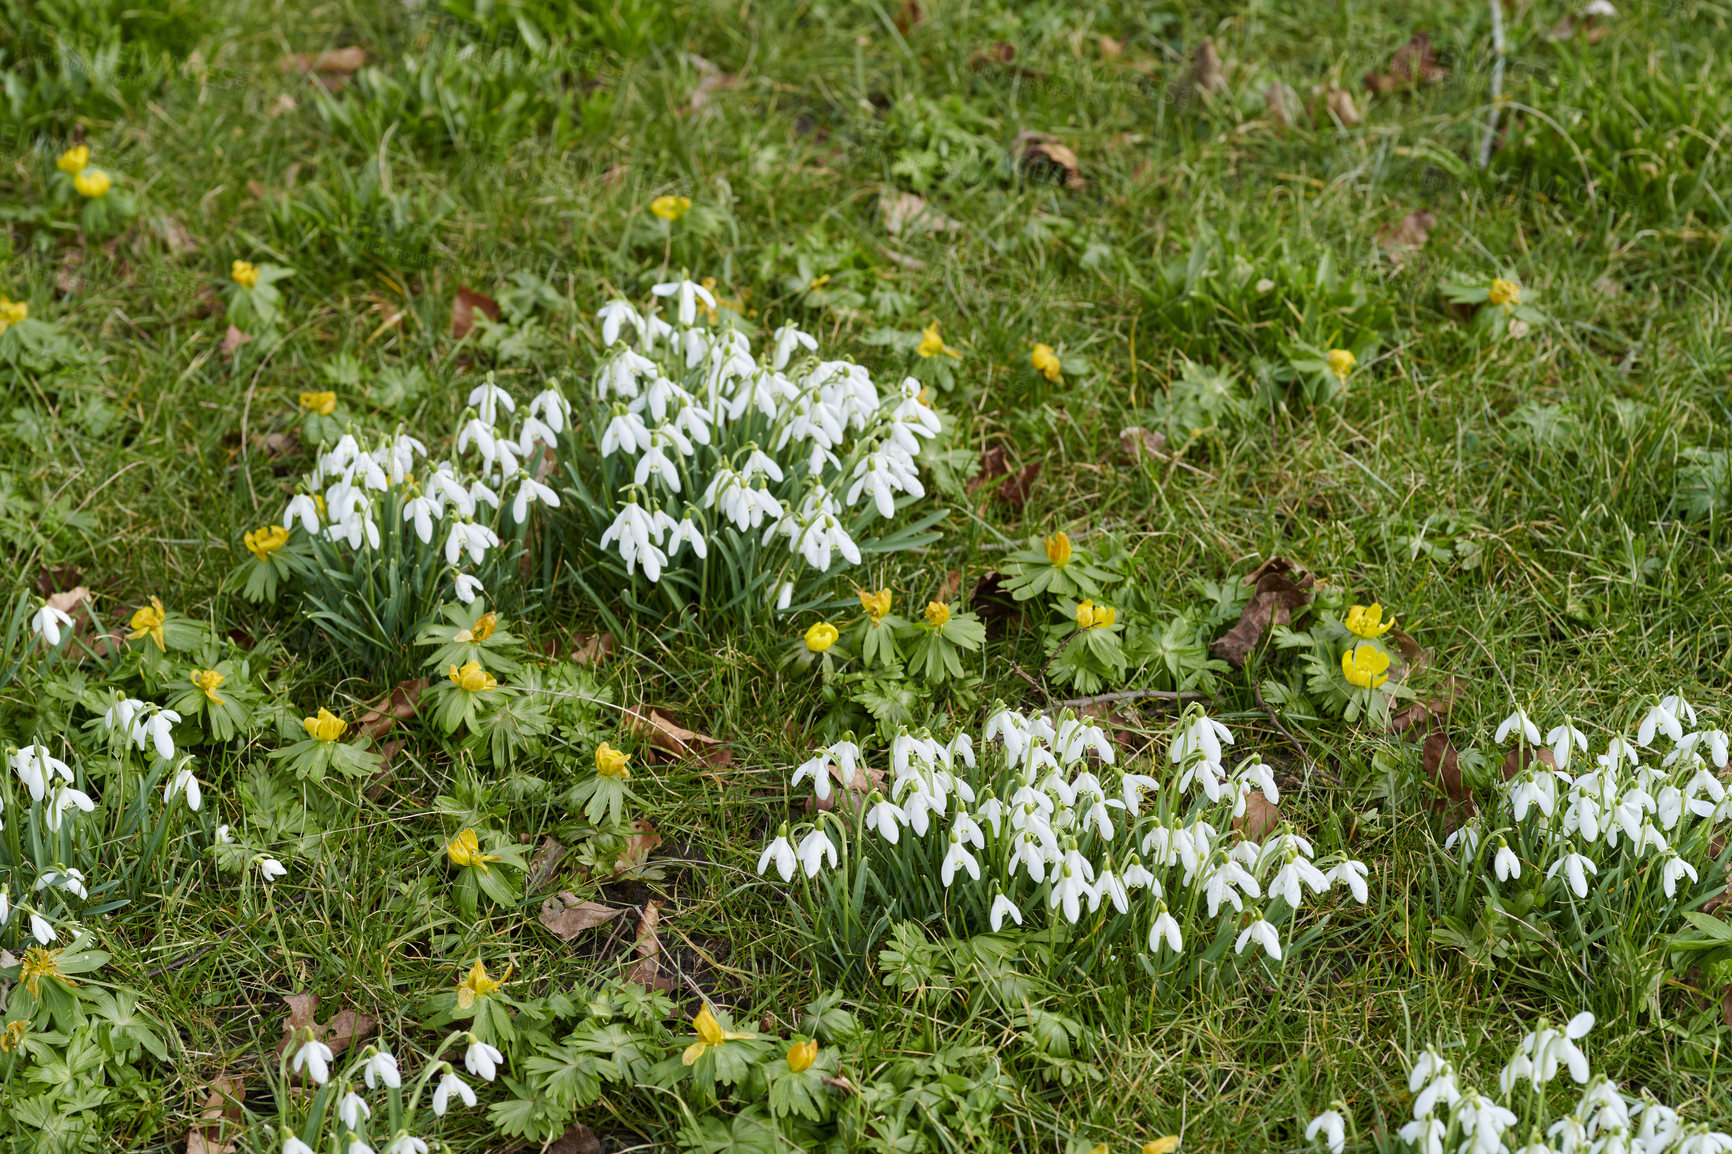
[{"left": 6, "top": 0, "right": 1732, "bottom": 1151}]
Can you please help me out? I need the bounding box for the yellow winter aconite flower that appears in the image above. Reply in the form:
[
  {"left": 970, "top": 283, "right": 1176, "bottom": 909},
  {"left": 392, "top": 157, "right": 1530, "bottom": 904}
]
[
  {"left": 804, "top": 622, "right": 839, "bottom": 652},
  {"left": 595, "top": 742, "right": 631, "bottom": 779},
  {"left": 1031, "top": 342, "right": 1062, "bottom": 383},
  {"left": 916, "top": 321, "right": 959, "bottom": 359},
  {"left": 860, "top": 588, "right": 892, "bottom": 622},
  {"left": 924, "top": 601, "right": 951, "bottom": 628},
  {"left": 650, "top": 194, "right": 691, "bottom": 221},
  {"left": 191, "top": 668, "right": 226, "bottom": 704},
  {"left": 682, "top": 1006, "right": 753, "bottom": 1066},
  {"left": 454, "top": 958, "right": 510, "bottom": 1010},
  {"left": 1144, "top": 1139, "right": 1181, "bottom": 1154},
  {"left": 446, "top": 828, "right": 500, "bottom": 873},
  {"left": 1341, "top": 644, "right": 1392, "bottom": 689},
  {"left": 1326, "top": 348, "right": 1357, "bottom": 381},
  {"left": 244, "top": 524, "right": 290, "bottom": 561},
  {"left": 127, "top": 597, "right": 167, "bottom": 650},
  {"left": 787, "top": 1038, "right": 818, "bottom": 1072},
  {"left": 299, "top": 391, "right": 336, "bottom": 415},
  {"left": 231, "top": 260, "right": 259, "bottom": 289},
  {"left": 1075, "top": 600, "right": 1116, "bottom": 630},
  {"left": 19, "top": 946, "right": 68, "bottom": 998},
  {"left": 1045, "top": 531, "right": 1072, "bottom": 567},
  {"left": 304, "top": 708, "right": 347, "bottom": 742},
  {"left": 1344, "top": 602, "right": 1394, "bottom": 639},
  {"left": 0, "top": 1020, "right": 26, "bottom": 1054},
  {"left": 454, "top": 611, "right": 498, "bottom": 643},
  {"left": 448, "top": 660, "right": 497, "bottom": 693},
  {"left": 1488, "top": 277, "right": 1521, "bottom": 307},
  {"left": 73, "top": 168, "right": 110, "bottom": 198},
  {"left": 56, "top": 146, "right": 89, "bottom": 174},
  {"left": 0, "top": 297, "right": 27, "bottom": 335}
]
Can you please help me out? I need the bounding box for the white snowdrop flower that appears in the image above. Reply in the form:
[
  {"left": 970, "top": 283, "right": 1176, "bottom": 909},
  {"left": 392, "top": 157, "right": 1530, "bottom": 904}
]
[
  {"left": 464, "top": 1039, "right": 504, "bottom": 1082},
  {"left": 757, "top": 831, "right": 796, "bottom": 882},
  {"left": 467, "top": 380, "right": 515, "bottom": 425},
  {"left": 1270, "top": 855, "right": 1329, "bottom": 909},
  {"left": 284, "top": 1139, "right": 316, "bottom": 1154},
  {"left": 1443, "top": 822, "right": 1481, "bottom": 859},
  {"left": 292, "top": 1038, "right": 335, "bottom": 1085},
  {"left": 1049, "top": 857, "right": 1092, "bottom": 924},
  {"left": 1662, "top": 853, "right": 1698, "bottom": 898},
  {"left": 510, "top": 475, "right": 561, "bottom": 524},
  {"left": 403, "top": 495, "right": 438, "bottom": 544},
  {"left": 1495, "top": 710, "right": 1543, "bottom": 745},
  {"left": 1398, "top": 1118, "right": 1445, "bottom": 1154},
  {"left": 1327, "top": 859, "right": 1369, "bottom": 904},
  {"left": 44, "top": 785, "right": 95, "bottom": 832},
  {"left": 363, "top": 1050, "right": 402, "bottom": 1090},
  {"left": 103, "top": 697, "right": 145, "bottom": 734},
  {"left": 797, "top": 828, "right": 839, "bottom": 878},
  {"left": 989, "top": 891, "right": 1023, "bottom": 932},
  {"left": 1234, "top": 916, "right": 1282, "bottom": 961},
  {"left": 651, "top": 279, "right": 716, "bottom": 327},
  {"left": 1639, "top": 702, "right": 1685, "bottom": 747},
  {"left": 791, "top": 755, "right": 833, "bottom": 801},
  {"left": 164, "top": 766, "right": 202, "bottom": 811},
  {"left": 1093, "top": 866, "right": 1130, "bottom": 915},
  {"left": 1493, "top": 841, "right": 1521, "bottom": 882},
  {"left": 1547, "top": 724, "right": 1589, "bottom": 770},
  {"left": 30, "top": 911, "right": 56, "bottom": 944},
  {"left": 1171, "top": 712, "right": 1233, "bottom": 767},
  {"left": 1456, "top": 1094, "right": 1518, "bottom": 1154},
  {"left": 31, "top": 604, "right": 75, "bottom": 646},
  {"left": 337, "top": 1091, "right": 371, "bottom": 1129},
  {"left": 951, "top": 811, "right": 985, "bottom": 850},
  {"left": 454, "top": 574, "right": 484, "bottom": 604},
  {"left": 864, "top": 797, "right": 903, "bottom": 844},
  {"left": 432, "top": 1071, "right": 476, "bottom": 1115},
  {"left": 596, "top": 300, "right": 643, "bottom": 346},
  {"left": 529, "top": 386, "right": 570, "bottom": 434},
  {"left": 1148, "top": 907, "right": 1183, "bottom": 953},
  {"left": 1546, "top": 852, "right": 1596, "bottom": 899},
  {"left": 1662, "top": 693, "right": 1699, "bottom": 728},
  {"left": 771, "top": 324, "right": 817, "bottom": 370},
  {"left": 384, "top": 1135, "right": 428, "bottom": 1154},
  {"left": 13, "top": 745, "right": 73, "bottom": 802},
  {"left": 283, "top": 493, "right": 321, "bottom": 533},
  {"left": 940, "top": 834, "right": 979, "bottom": 887},
  {"left": 1306, "top": 1110, "right": 1346, "bottom": 1154},
  {"left": 775, "top": 582, "right": 793, "bottom": 610},
  {"left": 136, "top": 709, "right": 181, "bottom": 762},
  {"left": 258, "top": 857, "right": 288, "bottom": 882}
]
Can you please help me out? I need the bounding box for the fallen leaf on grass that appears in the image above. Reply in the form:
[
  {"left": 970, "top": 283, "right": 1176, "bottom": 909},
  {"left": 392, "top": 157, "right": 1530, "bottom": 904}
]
[
  {"left": 548, "top": 1122, "right": 602, "bottom": 1154},
  {"left": 221, "top": 325, "right": 252, "bottom": 356},
  {"left": 686, "top": 55, "right": 736, "bottom": 113},
  {"left": 807, "top": 761, "right": 886, "bottom": 815},
  {"left": 626, "top": 900, "right": 675, "bottom": 991},
  {"left": 1015, "top": 130, "right": 1084, "bottom": 189},
  {"left": 879, "top": 190, "right": 962, "bottom": 237},
  {"left": 57, "top": 249, "right": 83, "bottom": 296},
  {"left": 1500, "top": 744, "right": 1558, "bottom": 781},
  {"left": 249, "top": 432, "right": 297, "bottom": 462},
  {"left": 1210, "top": 558, "right": 1314, "bottom": 668},
  {"left": 1386, "top": 627, "right": 1429, "bottom": 682},
  {"left": 1548, "top": 3, "right": 1616, "bottom": 44},
  {"left": 613, "top": 819, "right": 663, "bottom": 876},
  {"left": 451, "top": 286, "right": 500, "bottom": 339},
  {"left": 572, "top": 632, "right": 615, "bottom": 665},
  {"left": 274, "top": 995, "right": 376, "bottom": 1074},
  {"left": 526, "top": 836, "right": 568, "bottom": 892},
  {"left": 893, "top": 0, "right": 923, "bottom": 34},
  {"left": 968, "top": 41, "right": 1041, "bottom": 78},
  {"left": 936, "top": 568, "right": 963, "bottom": 604},
  {"left": 1233, "top": 792, "right": 1282, "bottom": 841},
  {"left": 1120, "top": 425, "right": 1169, "bottom": 462},
  {"left": 1390, "top": 677, "right": 1465, "bottom": 736},
  {"left": 1318, "top": 85, "right": 1361, "bottom": 128},
  {"left": 1378, "top": 210, "right": 1435, "bottom": 267},
  {"left": 540, "top": 893, "right": 624, "bottom": 942},
  {"left": 624, "top": 707, "right": 733, "bottom": 767},
  {"left": 1186, "top": 38, "right": 1227, "bottom": 100},
  {"left": 1098, "top": 35, "right": 1123, "bottom": 59},
  {"left": 279, "top": 47, "right": 366, "bottom": 75},
  {"left": 1264, "top": 81, "right": 1300, "bottom": 128},
  {"left": 1423, "top": 728, "right": 1476, "bottom": 826},
  {"left": 186, "top": 1074, "right": 247, "bottom": 1154},
  {"left": 1363, "top": 32, "right": 1447, "bottom": 93},
  {"left": 356, "top": 678, "right": 425, "bottom": 738},
  {"left": 965, "top": 445, "right": 1039, "bottom": 509}
]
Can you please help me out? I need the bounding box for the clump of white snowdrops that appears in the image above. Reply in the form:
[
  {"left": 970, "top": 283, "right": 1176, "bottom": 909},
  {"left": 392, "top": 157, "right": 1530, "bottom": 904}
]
[
  {"left": 1307, "top": 1010, "right": 1732, "bottom": 1154},
  {"left": 758, "top": 703, "right": 1367, "bottom": 968},
  {"left": 1440, "top": 696, "right": 1732, "bottom": 956},
  {"left": 275, "top": 1030, "right": 496, "bottom": 1154},
  {"left": 563, "top": 278, "right": 944, "bottom": 613}
]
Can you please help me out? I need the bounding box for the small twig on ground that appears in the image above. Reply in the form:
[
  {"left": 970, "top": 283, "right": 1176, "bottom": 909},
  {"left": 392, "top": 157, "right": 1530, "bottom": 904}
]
[
  {"left": 1056, "top": 687, "right": 1211, "bottom": 709},
  {"left": 1012, "top": 664, "right": 1055, "bottom": 708},
  {"left": 1253, "top": 681, "right": 1340, "bottom": 786}
]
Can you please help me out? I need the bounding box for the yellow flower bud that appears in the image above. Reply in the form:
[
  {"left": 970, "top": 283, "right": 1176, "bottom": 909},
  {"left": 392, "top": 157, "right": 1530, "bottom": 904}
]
[
  {"left": 231, "top": 260, "right": 259, "bottom": 289},
  {"left": 190, "top": 668, "right": 226, "bottom": 705},
  {"left": 651, "top": 195, "right": 692, "bottom": 221},
  {"left": 448, "top": 660, "right": 497, "bottom": 693},
  {"left": 1341, "top": 643, "right": 1392, "bottom": 689},
  {"left": 126, "top": 597, "right": 167, "bottom": 650},
  {"left": 804, "top": 622, "right": 839, "bottom": 652},
  {"left": 298, "top": 391, "right": 337, "bottom": 415},
  {"left": 924, "top": 601, "right": 951, "bottom": 628},
  {"left": 1488, "top": 277, "right": 1521, "bottom": 307},
  {"left": 73, "top": 168, "right": 110, "bottom": 198},
  {"left": 1344, "top": 602, "right": 1394, "bottom": 639},
  {"left": 1031, "top": 342, "right": 1062, "bottom": 383},
  {"left": 1326, "top": 348, "right": 1356, "bottom": 382},
  {"left": 1144, "top": 1139, "right": 1181, "bottom": 1154},
  {"left": 916, "top": 321, "right": 959, "bottom": 359},
  {"left": 244, "top": 524, "right": 290, "bottom": 561},
  {"left": 859, "top": 588, "right": 892, "bottom": 622},
  {"left": 596, "top": 742, "right": 631, "bottom": 779},
  {"left": 0, "top": 297, "right": 27, "bottom": 333},
  {"left": 303, "top": 707, "right": 347, "bottom": 743},
  {"left": 454, "top": 611, "right": 498, "bottom": 645},
  {"left": 446, "top": 827, "right": 500, "bottom": 872},
  {"left": 1045, "top": 531, "right": 1072, "bottom": 567},
  {"left": 787, "top": 1038, "right": 818, "bottom": 1072},
  {"left": 56, "top": 146, "right": 89, "bottom": 174}
]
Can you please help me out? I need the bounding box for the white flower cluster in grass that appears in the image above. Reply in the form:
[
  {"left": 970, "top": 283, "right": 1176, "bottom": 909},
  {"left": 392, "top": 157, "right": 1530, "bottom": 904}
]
[
  {"left": 1310, "top": 1011, "right": 1732, "bottom": 1154},
  {"left": 281, "top": 1038, "right": 498, "bottom": 1154},
  {"left": 283, "top": 379, "right": 569, "bottom": 605},
  {"left": 588, "top": 279, "right": 939, "bottom": 585},
  {"left": 0, "top": 699, "right": 211, "bottom": 947},
  {"left": 1450, "top": 697, "right": 1731, "bottom": 904},
  {"left": 759, "top": 704, "right": 1368, "bottom": 963}
]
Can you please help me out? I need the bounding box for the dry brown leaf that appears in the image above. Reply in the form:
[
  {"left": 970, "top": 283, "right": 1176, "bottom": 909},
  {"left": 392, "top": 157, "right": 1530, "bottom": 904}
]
[
  {"left": 1500, "top": 745, "right": 1558, "bottom": 782},
  {"left": 1097, "top": 35, "right": 1123, "bottom": 59},
  {"left": 1387, "top": 627, "right": 1429, "bottom": 682},
  {"left": 221, "top": 325, "right": 252, "bottom": 356},
  {"left": 613, "top": 818, "right": 663, "bottom": 877},
  {"left": 1210, "top": 558, "right": 1314, "bottom": 668},
  {"left": 1320, "top": 85, "right": 1361, "bottom": 127},
  {"left": 1120, "top": 425, "right": 1169, "bottom": 462},
  {"left": 186, "top": 1074, "right": 247, "bottom": 1154},
  {"left": 1548, "top": 9, "right": 1614, "bottom": 44},
  {"left": 356, "top": 678, "right": 425, "bottom": 738},
  {"left": 1015, "top": 130, "right": 1084, "bottom": 189},
  {"left": 56, "top": 249, "right": 83, "bottom": 296},
  {"left": 154, "top": 214, "right": 198, "bottom": 253},
  {"left": 548, "top": 1122, "right": 602, "bottom": 1154},
  {"left": 893, "top": 0, "right": 923, "bottom": 34},
  {"left": 1390, "top": 677, "right": 1466, "bottom": 736},
  {"left": 1190, "top": 38, "right": 1227, "bottom": 98},
  {"left": 1233, "top": 792, "right": 1282, "bottom": 841},
  {"left": 1423, "top": 728, "right": 1476, "bottom": 827},
  {"left": 273, "top": 995, "right": 376, "bottom": 1072},
  {"left": 539, "top": 893, "right": 624, "bottom": 942},
  {"left": 526, "top": 836, "right": 568, "bottom": 892},
  {"left": 572, "top": 632, "right": 615, "bottom": 665},
  {"left": 686, "top": 56, "right": 737, "bottom": 113},
  {"left": 967, "top": 41, "right": 1021, "bottom": 71},
  {"left": 1378, "top": 210, "right": 1435, "bottom": 267},
  {"left": 807, "top": 762, "right": 885, "bottom": 815},
  {"left": 1264, "top": 81, "right": 1299, "bottom": 128},
  {"left": 626, "top": 900, "right": 676, "bottom": 991},
  {"left": 936, "top": 569, "right": 964, "bottom": 604},
  {"left": 451, "top": 286, "right": 500, "bottom": 339},
  {"left": 625, "top": 708, "right": 733, "bottom": 767},
  {"left": 1364, "top": 32, "right": 1447, "bottom": 92},
  {"left": 279, "top": 47, "right": 367, "bottom": 75},
  {"left": 879, "top": 190, "right": 963, "bottom": 237}
]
